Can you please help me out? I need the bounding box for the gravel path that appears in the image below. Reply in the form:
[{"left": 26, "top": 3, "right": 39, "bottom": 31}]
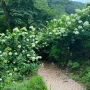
[{"left": 38, "top": 63, "right": 86, "bottom": 90}]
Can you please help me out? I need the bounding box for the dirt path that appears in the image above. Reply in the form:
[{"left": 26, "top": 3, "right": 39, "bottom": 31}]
[{"left": 38, "top": 63, "right": 86, "bottom": 90}]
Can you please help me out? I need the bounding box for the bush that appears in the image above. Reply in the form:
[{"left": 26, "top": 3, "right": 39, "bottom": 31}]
[
  {"left": 0, "top": 26, "right": 42, "bottom": 89},
  {"left": 37, "top": 6, "right": 90, "bottom": 66},
  {"left": 27, "top": 76, "right": 48, "bottom": 90}
]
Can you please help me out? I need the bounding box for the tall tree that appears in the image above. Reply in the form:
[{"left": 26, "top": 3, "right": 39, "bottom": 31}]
[{"left": 0, "top": 0, "right": 54, "bottom": 32}]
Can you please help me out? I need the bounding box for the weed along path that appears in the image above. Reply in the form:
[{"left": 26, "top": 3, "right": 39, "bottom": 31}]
[{"left": 38, "top": 63, "right": 86, "bottom": 90}]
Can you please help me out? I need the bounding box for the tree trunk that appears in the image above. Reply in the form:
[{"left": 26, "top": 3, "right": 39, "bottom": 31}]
[{"left": 1, "top": 0, "right": 13, "bottom": 32}]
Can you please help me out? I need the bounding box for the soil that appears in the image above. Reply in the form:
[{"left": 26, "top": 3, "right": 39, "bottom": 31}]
[{"left": 37, "top": 62, "right": 86, "bottom": 90}]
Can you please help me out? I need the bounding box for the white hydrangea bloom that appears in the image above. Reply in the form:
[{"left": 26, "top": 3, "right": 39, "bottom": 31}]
[
  {"left": 32, "top": 43, "right": 35, "bottom": 47},
  {"left": 60, "top": 28, "right": 65, "bottom": 33},
  {"left": 66, "top": 17, "right": 70, "bottom": 21},
  {"left": 4, "top": 60, "right": 7, "bottom": 63},
  {"left": 8, "top": 52, "right": 12, "bottom": 56},
  {"left": 67, "top": 22, "right": 71, "bottom": 25},
  {"left": 26, "top": 39, "right": 29, "bottom": 41},
  {"left": 29, "top": 26, "right": 35, "bottom": 31},
  {"left": 72, "top": 19, "right": 75, "bottom": 22},
  {"left": 74, "top": 28, "right": 78, "bottom": 31},
  {"left": 49, "top": 32, "right": 52, "bottom": 34},
  {"left": 78, "top": 26, "right": 83, "bottom": 29},
  {"left": 38, "top": 56, "right": 42, "bottom": 59},
  {"left": 2, "top": 39, "right": 5, "bottom": 42},
  {"left": 13, "top": 62, "right": 15, "bottom": 64},
  {"left": 32, "top": 35, "right": 35, "bottom": 38},
  {"left": 13, "top": 27, "right": 19, "bottom": 32},
  {"left": 1, "top": 33, "right": 5, "bottom": 36},
  {"left": 71, "top": 14, "right": 74, "bottom": 16},
  {"left": 73, "top": 31, "right": 79, "bottom": 34},
  {"left": 35, "top": 41, "right": 38, "bottom": 44},
  {"left": 14, "top": 52, "right": 18, "bottom": 55},
  {"left": 78, "top": 20, "right": 82, "bottom": 23},
  {"left": 83, "top": 21, "right": 89, "bottom": 26},
  {"left": 53, "top": 19, "right": 57, "bottom": 21},
  {"left": 53, "top": 30, "right": 56, "bottom": 32},
  {"left": 27, "top": 53, "right": 30, "bottom": 56},
  {"left": 29, "top": 26, "right": 33, "bottom": 29},
  {"left": 75, "top": 9, "right": 82, "bottom": 13},
  {"left": 36, "top": 57, "right": 39, "bottom": 61},
  {"left": 14, "top": 68, "right": 17, "bottom": 71},
  {"left": 74, "top": 14, "right": 78, "bottom": 17},
  {"left": 3, "top": 52, "right": 7, "bottom": 56},
  {"left": 0, "top": 51, "right": 2, "bottom": 53},
  {"left": 32, "top": 57, "right": 35, "bottom": 61},
  {"left": 22, "top": 50, "right": 25, "bottom": 53},
  {"left": 76, "top": 16, "right": 80, "bottom": 20},
  {"left": 18, "top": 45, "right": 21, "bottom": 48},
  {"left": 9, "top": 73, "right": 12, "bottom": 76},
  {"left": 20, "top": 27, "right": 27, "bottom": 31},
  {"left": 82, "top": 9, "right": 86, "bottom": 12},
  {"left": 82, "top": 30, "right": 84, "bottom": 32},
  {"left": 0, "top": 78, "right": 2, "bottom": 81},
  {"left": 63, "top": 15, "right": 66, "bottom": 17}
]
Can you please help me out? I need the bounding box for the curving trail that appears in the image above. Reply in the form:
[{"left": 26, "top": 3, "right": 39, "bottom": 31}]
[{"left": 38, "top": 63, "right": 86, "bottom": 90}]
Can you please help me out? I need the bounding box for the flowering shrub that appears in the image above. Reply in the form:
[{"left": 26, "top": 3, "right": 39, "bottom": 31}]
[
  {"left": 0, "top": 26, "right": 42, "bottom": 88},
  {"left": 36, "top": 6, "right": 90, "bottom": 89},
  {"left": 37, "top": 6, "right": 90, "bottom": 65},
  {"left": 0, "top": 5, "right": 90, "bottom": 90}
]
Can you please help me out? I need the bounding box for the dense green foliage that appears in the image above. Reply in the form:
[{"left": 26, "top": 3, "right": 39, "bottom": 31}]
[
  {"left": 0, "top": 0, "right": 85, "bottom": 33},
  {"left": 2, "top": 76, "right": 47, "bottom": 90},
  {"left": 47, "top": 0, "right": 85, "bottom": 18},
  {"left": 35, "top": 6, "right": 90, "bottom": 89},
  {"left": 0, "top": 0, "right": 53, "bottom": 33},
  {"left": 27, "top": 76, "right": 48, "bottom": 90},
  {"left": 0, "top": 0, "right": 90, "bottom": 90}
]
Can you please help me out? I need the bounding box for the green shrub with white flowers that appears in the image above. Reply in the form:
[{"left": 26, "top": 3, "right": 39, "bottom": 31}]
[
  {"left": 36, "top": 5, "right": 90, "bottom": 89},
  {"left": 0, "top": 4, "right": 90, "bottom": 90},
  {"left": 0, "top": 26, "right": 42, "bottom": 89},
  {"left": 38, "top": 5, "right": 90, "bottom": 65}
]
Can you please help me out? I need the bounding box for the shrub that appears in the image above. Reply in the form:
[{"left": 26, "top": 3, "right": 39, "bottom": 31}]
[
  {"left": 0, "top": 26, "right": 42, "bottom": 89},
  {"left": 27, "top": 76, "right": 48, "bottom": 90},
  {"left": 37, "top": 6, "right": 90, "bottom": 66}
]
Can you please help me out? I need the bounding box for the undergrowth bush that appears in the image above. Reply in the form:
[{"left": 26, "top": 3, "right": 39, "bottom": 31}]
[{"left": 27, "top": 76, "right": 48, "bottom": 90}]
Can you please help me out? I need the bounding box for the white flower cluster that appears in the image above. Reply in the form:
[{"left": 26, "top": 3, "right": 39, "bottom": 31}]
[
  {"left": 66, "top": 16, "right": 70, "bottom": 21},
  {"left": 8, "top": 52, "right": 12, "bottom": 55},
  {"left": 78, "top": 26, "right": 83, "bottom": 29},
  {"left": 83, "top": 21, "right": 89, "bottom": 26},
  {"left": 31, "top": 56, "right": 42, "bottom": 61},
  {"left": 75, "top": 9, "right": 82, "bottom": 13},
  {"left": 18, "top": 45, "right": 21, "bottom": 48},
  {"left": 20, "top": 27, "right": 27, "bottom": 31},
  {"left": 60, "top": 28, "right": 65, "bottom": 33},
  {"left": 73, "top": 28, "right": 79, "bottom": 34},
  {"left": 78, "top": 20, "right": 82, "bottom": 23},
  {"left": 13, "top": 27, "right": 19, "bottom": 32},
  {"left": 0, "top": 78, "right": 2, "bottom": 81},
  {"left": 53, "top": 19, "right": 57, "bottom": 22},
  {"left": 29, "top": 26, "right": 35, "bottom": 31}
]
